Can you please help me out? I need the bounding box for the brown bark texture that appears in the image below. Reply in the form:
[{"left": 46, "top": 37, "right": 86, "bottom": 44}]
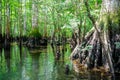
[{"left": 70, "top": 0, "right": 120, "bottom": 74}]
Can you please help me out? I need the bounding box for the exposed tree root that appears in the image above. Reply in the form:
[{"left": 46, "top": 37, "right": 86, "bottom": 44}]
[
  {"left": 70, "top": 28, "right": 120, "bottom": 74},
  {"left": 70, "top": 0, "right": 120, "bottom": 74}
]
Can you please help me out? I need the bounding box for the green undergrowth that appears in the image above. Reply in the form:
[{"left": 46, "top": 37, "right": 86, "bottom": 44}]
[
  {"left": 99, "top": 11, "right": 120, "bottom": 33},
  {"left": 28, "top": 27, "right": 42, "bottom": 38}
]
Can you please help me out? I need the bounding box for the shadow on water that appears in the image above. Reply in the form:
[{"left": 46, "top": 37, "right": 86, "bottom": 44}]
[{"left": 0, "top": 43, "right": 120, "bottom": 80}]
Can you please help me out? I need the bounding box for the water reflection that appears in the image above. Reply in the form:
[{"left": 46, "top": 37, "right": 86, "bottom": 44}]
[{"left": 0, "top": 44, "right": 119, "bottom": 80}]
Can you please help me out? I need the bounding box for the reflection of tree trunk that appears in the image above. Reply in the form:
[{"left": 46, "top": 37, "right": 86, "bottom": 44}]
[
  {"left": 51, "top": 44, "right": 56, "bottom": 58},
  {"left": 51, "top": 44, "right": 62, "bottom": 61},
  {"left": 0, "top": 47, "right": 2, "bottom": 57},
  {"left": 31, "top": 54, "right": 40, "bottom": 80},
  {"left": 51, "top": 44, "right": 59, "bottom": 60},
  {"left": 71, "top": 0, "right": 120, "bottom": 73},
  {"left": 4, "top": 47, "right": 11, "bottom": 72},
  {"left": 19, "top": 42, "right": 22, "bottom": 61}
]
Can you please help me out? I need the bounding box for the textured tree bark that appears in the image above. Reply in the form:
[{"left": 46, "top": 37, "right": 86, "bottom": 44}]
[
  {"left": 19, "top": 0, "right": 23, "bottom": 49},
  {"left": 0, "top": 0, "right": 2, "bottom": 42},
  {"left": 99, "top": 0, "right": 120, "bottom": 73},
  {"left": 70, "top": 0, "right": 120, "bottom": 73},
  {"left": 6, "top": 0, "right": 10, "bottom": 40},
  {"left": 23, "top": 0, "right": 27, "bottom": 34},
  {"left": 32, "top": 0, "right": 38, "bottom": 28},
  {"left": 3, "top": 0, "right": 11, "bottom": 48}
]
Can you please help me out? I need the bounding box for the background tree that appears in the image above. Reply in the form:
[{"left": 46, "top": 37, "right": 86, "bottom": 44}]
[
  {"left": 5, "top": 0, "right": 11, "bottom": 45},
  {"left": 0, "top": 0, "right": 2, "bottom": 41}
]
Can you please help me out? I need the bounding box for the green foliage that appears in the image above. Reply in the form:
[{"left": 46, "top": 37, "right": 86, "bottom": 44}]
[
  {"left": 0, "top": 50, "right": 7, "bottom": 74},
  {"left": 28, "top": 27, "right": 41, "bottom": 37},
  {"left": 115, "top": 42, "right": 120, "bottom": 49},
  {"left": 0, "top": 0, "right": 102, "bottom": 39},
  {"left": 84, "top": 45, "right": 93, "bottom": 51}
]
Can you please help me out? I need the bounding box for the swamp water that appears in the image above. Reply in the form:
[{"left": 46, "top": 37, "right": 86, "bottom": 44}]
[{"left": 0, "top": 43, "right": 119, "bottom": 80}]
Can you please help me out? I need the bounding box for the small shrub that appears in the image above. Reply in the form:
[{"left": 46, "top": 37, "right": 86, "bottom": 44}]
[{"left": 29, "top": 27, "right": 41, "bottom": 38}]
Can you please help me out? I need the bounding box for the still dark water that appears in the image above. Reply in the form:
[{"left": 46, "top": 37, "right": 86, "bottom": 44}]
[{"left": 0, "top": 43, "right": 119, "bottom": 80}]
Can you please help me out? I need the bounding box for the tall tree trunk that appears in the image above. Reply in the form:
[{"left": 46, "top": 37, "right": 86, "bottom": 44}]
[
  {"left": 0, "top": 0, "right": 2, "bottom": 42},
  {"left": 6, "top": 0, "right": 10, "bottom": 40},
  {"left": 95, "top": 0, "right": 98, "bottom": 8},
  {"left": 32, "top": 0, "right": 38, "bottom": 28},
  {"left": 4, "top": 0, "right": 10, "bottom": 47},
  {"left": 44, "top": 11, "right": 47, "bottom": 38},
  {"left": 70, "top": 0, "right": 120, "bottom": 74},
  {"left": 4, "top": 0, "right": 6, "bottom": 39},
  {"left": 99, "top": 0, "right": 120, "bottom": 73},
  {"left": 17, "top": 0, "right": 23, "bottom": 46},
  {"left": 23, "top": 0, "right": 27, "bottom": 35},
  {"left": 51, "top": 5, "right": 56, "bottom": 44}
]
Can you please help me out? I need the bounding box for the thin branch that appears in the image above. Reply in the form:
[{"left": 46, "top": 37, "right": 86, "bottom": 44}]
[{"left": 84, "top": 0, "right": 99, "bottom": 33}]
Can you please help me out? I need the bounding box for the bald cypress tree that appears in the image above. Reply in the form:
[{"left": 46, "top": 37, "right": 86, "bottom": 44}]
[
  {"left": 0, "top": 0, "right": 2, "bottom": 42},
  {"left": 71, "top": 0, "right": 120, "bottom": 73}
]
